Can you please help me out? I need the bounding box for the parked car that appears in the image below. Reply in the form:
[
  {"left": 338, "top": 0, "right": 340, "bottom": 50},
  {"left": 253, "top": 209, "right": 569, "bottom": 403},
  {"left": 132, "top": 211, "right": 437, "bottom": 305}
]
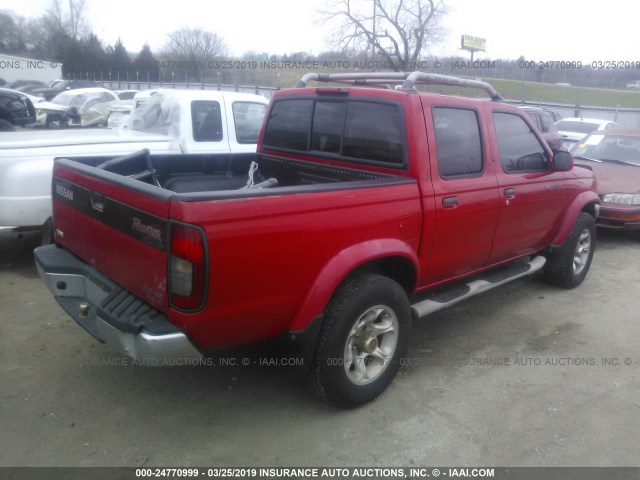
[
  {"left": 626, "top": 81, "right": 640, "bottom": 90},
  {"left": 556, "top": 117, "right": 620, "bottom": 149},
  {"left": 113, "top": 90, "right": 138, "bottom": 101},
  {"left": 571, "top": 129, "right": 640, "bottom": 231},
  {"left": 106, "top": 90, "right": 141, "bottom": 128},
  {"left": 33, "top": 88, "right": 118, "bottom": 128},
  {"left": 0, "top": 90, "right": 268, "bottom": 241},
  {"left": 519, "top": 106, "right": 563, "bottom": 150},
  {"left": 31, "top": 79, "right": 104, "bottom": 101},
  {"left": 0, "top": 87, "right": 36, "bottom": 131},
  {"left": 35, "top": 72, "right": 599, "bottom": 407},
  {"left": 542, "top": 108, "right": 563, "bottom": 123},
  {"left": 9, "top": 79, "right": 47, "bottom": 91}
]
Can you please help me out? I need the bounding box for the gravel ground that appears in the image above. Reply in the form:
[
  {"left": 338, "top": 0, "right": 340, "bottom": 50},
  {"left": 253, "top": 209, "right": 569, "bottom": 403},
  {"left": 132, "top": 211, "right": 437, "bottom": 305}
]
[{"left": 1, "top": 228, "right": 639, "bottom": 468}]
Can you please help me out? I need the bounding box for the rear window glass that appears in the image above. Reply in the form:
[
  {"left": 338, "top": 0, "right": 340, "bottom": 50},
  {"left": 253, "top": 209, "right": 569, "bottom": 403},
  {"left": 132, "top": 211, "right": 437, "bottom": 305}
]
[
  {"left": 263, "top": 99, "right": 313, "bottom": 151},
  {"left": 311, "top": 101, "right": 346, "bottom": 154},
  {"left": 343, "top": 102, "right": 404, "bottom": 164},
  {"left": 263, "top": 98, "right": 405, "bottom": 167},
  {"left": 556, "top": 120, "right": 600, "bottom": 134}
]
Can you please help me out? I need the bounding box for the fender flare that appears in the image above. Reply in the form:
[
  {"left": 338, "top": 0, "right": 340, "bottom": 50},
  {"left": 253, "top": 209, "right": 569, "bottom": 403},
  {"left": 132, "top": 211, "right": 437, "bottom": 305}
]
[
  {"left": 287, "top": 239, "right": 420, "bottom": 333},
  {"left": 551, "top": 191, "right": 601, "bottom": 248}
]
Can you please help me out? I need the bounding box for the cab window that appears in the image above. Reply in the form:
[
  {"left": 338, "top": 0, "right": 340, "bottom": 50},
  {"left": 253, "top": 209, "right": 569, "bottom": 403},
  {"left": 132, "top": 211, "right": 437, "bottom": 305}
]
[{"left": 493, "top": 112, "right": 548, "bottom": 172}]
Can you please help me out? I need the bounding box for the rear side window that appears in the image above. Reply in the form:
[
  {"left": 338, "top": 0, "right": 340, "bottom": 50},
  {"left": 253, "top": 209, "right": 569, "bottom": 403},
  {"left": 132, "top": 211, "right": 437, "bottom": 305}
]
[
  {"left": 263, "top": 98, "right": 405, "bottom": 167},
  {"left": 433, "top": 107, "right": 483, "bottom": 178},
  {"left": 192, "top": 101, "right": 223, "bottom": 142},
  {"left": 493, "top": 112, "right": 548, "bottom": 172}
]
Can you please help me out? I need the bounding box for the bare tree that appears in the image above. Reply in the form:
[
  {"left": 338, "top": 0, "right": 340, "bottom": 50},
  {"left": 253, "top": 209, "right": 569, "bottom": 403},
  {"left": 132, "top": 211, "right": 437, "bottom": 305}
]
[
  {"left": 43, "top": 0, "right": 88, "bottom": 39},
  {"left": 321, "top": 0, "right": 447, "bottom": 71},
  {"left": 162, "top": 27, "right": 227, "bottom": 80}
]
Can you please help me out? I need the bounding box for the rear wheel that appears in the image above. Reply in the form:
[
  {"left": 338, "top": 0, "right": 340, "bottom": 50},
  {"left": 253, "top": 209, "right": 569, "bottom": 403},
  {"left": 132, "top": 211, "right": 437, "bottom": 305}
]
[
  {"left": 544, "top": 212, "right": 595, "bottom": 288},
  {"left": 308, "top": 273, "right": 411, "bottom": 408}
]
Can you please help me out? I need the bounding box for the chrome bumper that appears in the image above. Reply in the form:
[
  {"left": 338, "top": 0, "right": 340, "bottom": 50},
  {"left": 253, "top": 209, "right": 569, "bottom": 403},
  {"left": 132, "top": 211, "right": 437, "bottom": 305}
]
[{"left": 34, "top": 245, "right": 202, "bottom": 363}]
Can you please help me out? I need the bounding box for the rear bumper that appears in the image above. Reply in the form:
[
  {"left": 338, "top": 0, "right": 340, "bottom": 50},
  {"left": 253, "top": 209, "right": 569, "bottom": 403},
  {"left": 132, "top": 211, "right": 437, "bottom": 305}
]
[{"left": 34, "top": 244, "right": 202, "bottom": 363}]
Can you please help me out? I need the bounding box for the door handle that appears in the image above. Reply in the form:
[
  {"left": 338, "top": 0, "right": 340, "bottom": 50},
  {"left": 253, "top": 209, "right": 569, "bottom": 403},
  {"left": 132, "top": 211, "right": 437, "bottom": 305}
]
[
  {"left": 91, "top": 193, "right": 104, "bottom": 212},
  {"left": 504, "top": 188, "right": 516, "bottom": 198},
  {"left": 442, "top": 196, "right": 459, "bottom": 208}
]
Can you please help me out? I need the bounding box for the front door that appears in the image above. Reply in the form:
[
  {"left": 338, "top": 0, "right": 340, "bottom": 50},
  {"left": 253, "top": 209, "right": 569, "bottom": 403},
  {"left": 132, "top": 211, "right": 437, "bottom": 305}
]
[{"left": 488, "top": 110, "right": 571, "bottom": 263}]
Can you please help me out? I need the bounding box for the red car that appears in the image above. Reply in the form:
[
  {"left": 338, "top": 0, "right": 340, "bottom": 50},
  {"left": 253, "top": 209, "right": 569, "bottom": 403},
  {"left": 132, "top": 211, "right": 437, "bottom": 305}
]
[{"left": 571, "top": 129, "right": 640, "bottom": 230}]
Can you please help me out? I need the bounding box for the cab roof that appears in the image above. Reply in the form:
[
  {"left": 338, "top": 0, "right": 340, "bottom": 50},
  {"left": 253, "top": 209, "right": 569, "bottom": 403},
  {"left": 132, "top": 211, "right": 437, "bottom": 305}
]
[{"left": 294, "top": 71, "right": 503, "bottom": 102}]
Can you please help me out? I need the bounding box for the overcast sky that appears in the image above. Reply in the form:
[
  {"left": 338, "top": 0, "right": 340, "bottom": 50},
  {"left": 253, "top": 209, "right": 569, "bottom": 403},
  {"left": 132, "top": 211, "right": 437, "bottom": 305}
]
[{"left": 0, "top": 0, "right": 635, "bottom": 62}]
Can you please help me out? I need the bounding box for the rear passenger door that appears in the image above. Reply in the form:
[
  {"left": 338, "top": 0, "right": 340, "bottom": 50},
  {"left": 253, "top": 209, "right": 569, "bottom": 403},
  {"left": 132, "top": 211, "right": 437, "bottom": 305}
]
[
  {"left": 487, "top": 110, "right": 571, "bottom": 263},
  {"left": 422, "top": 104, "right": 500, "bottom": 283}
]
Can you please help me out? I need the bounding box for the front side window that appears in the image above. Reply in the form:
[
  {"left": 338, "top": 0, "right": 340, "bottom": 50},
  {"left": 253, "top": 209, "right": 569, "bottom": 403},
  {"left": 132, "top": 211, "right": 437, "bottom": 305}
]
[
  {"left": 433, "top": 107, "right": 483, "bottom": 178},
  {"left": 493, "top": 112, "right": 548, "bottom": 172}
]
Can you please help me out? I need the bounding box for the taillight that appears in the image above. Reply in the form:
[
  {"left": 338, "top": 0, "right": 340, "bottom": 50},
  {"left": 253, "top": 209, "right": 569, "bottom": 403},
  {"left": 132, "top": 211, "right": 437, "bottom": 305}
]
[{"left": 169, "top": 222, "right": 207, "bottom": 311}]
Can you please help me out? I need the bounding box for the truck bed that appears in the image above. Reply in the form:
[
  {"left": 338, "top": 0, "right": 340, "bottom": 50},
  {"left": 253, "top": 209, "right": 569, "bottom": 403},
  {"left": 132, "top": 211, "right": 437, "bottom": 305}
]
[{"left": 61, "top": 149, "right": 409, "bottom": 199}]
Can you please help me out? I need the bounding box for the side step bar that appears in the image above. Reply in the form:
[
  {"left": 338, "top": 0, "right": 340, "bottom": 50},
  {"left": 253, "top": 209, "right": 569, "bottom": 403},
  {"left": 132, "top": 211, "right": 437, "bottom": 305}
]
[{"left": 411, "top": 256, "right": 547, "bottom": 319}]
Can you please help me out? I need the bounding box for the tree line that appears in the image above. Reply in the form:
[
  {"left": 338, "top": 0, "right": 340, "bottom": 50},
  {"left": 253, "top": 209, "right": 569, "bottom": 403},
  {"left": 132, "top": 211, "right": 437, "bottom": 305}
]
[{"left": 1, "top": 0, "right": 638, "bottom": 90}]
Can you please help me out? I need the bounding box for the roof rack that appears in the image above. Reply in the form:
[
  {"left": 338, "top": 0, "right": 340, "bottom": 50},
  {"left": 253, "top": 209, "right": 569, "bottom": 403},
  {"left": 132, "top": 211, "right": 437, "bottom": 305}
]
[{"left": 295, "top": 71, "right": 503, "bottom": 101}]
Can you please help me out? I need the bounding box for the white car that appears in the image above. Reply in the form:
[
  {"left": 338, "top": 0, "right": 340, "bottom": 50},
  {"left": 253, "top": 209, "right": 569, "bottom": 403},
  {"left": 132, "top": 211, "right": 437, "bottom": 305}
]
[
  {"left": 555, "top": 117, "right": 620, "bottom": 149},
  {"left": 34, "top": 87, "right": 119, "bottom": 128},
  {"left": 106, "top": 90, "right": 140, "bottom": 128},
  {"left": 1, "top": 89, "right": 269, "bottom": 240}
]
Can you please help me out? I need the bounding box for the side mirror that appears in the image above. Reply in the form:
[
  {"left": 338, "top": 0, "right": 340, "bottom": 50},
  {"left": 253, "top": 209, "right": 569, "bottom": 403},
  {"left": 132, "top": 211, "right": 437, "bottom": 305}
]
[{"left": 553, "top": 150, "right": 572, "bottom": 171}]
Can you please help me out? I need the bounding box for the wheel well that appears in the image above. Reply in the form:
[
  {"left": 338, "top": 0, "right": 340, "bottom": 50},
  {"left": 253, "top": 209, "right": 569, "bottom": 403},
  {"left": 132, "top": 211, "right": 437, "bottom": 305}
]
[
  {"left": 343, "top": 256, "right": 416, "bottom": 295},
  {"left": 582, "top": 202, "right": 598, "bottom": 218}
]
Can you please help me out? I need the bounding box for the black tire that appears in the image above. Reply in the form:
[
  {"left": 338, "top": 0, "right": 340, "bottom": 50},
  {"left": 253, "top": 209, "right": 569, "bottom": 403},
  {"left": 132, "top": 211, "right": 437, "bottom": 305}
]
[
  {"left": 308, "top": 273, "right": 411, "bottom": 408},
  {"left": 544, "top": 212, "right": 596, "bottom": 289},
  {"left": 0, "top": 118, "right": 16, "bottom": 131}
]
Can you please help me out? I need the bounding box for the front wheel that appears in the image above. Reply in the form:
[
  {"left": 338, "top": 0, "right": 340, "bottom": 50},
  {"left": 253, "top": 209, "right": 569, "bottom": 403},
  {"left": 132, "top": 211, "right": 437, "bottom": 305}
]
[
  {"left": 544, "top": 212, "right": 596, "bottom": 289},
  {"left": 308, "top": 273, "right": 411, "bottom": 408}
]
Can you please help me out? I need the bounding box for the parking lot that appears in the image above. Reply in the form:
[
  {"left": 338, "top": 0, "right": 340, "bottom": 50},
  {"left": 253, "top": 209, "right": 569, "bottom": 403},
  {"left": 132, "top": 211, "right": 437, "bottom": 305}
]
[{"left": 1, "top": 228, "right": 639, "bottom": 467}]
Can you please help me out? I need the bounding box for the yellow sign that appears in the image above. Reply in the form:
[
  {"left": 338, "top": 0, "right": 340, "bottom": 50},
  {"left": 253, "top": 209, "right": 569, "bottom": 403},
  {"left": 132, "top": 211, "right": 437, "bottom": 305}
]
[{"left": 461, "top": 35, "right": 486, "bottom": 52}]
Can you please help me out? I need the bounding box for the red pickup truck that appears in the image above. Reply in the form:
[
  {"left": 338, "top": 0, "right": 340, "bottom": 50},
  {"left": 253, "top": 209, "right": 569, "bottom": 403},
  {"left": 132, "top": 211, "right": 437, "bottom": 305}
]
[{"left": 35, "top": 72, "right": 600, "bottom": 407}]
